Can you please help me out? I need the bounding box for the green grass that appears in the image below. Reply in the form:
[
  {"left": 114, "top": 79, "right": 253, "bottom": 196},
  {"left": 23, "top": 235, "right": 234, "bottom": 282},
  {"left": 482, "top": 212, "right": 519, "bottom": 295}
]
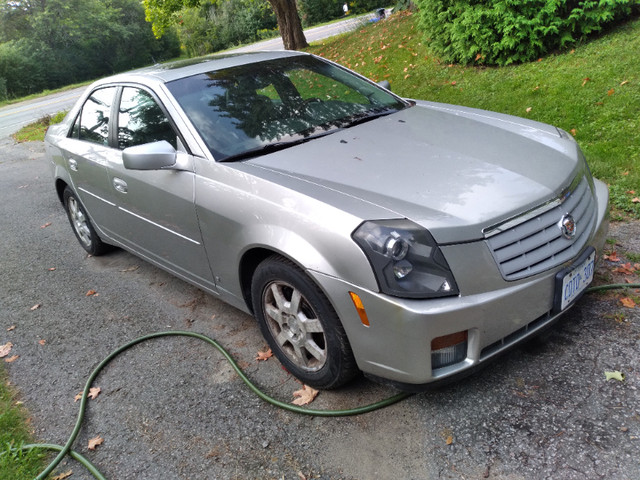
[
  {"left": 0, "top": 368, "right": 47, "bottom": 480},
  {"left": 307, "top": 11, "right": 640, "bottom": 218},
  {"left": 12, "top": 111, "right": 67, "bottom": 143}
]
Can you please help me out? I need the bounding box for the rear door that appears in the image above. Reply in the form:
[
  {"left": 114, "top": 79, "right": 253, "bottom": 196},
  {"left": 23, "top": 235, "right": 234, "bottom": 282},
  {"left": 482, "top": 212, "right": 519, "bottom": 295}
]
[{"left": 60, "top": 86, "right": 119, "bottom": 229}]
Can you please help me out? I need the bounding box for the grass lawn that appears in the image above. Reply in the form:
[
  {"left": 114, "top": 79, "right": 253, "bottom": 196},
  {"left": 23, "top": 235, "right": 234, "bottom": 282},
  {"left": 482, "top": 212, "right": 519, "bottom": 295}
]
[
  {"left": 0, "top": 369, "right": 46, "bottom": 480},
  {"left": 307, "top": 11, "right": 640, "bottom": 219}
]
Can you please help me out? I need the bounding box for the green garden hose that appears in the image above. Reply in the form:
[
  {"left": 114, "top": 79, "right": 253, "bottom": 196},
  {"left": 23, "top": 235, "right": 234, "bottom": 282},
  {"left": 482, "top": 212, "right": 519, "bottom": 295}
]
[{"left": 8, "top": 282, "right": 640, "bottom": 479}]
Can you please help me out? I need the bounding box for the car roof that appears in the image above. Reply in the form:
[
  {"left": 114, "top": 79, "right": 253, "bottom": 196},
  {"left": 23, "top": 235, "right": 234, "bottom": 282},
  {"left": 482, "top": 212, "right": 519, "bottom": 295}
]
[{"left": 94, "top": 51, "right": 310, "bottom": 87}]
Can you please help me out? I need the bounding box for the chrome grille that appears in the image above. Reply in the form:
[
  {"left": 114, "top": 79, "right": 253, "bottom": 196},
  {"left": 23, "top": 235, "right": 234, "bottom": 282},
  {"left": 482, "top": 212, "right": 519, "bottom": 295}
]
[{"left": 486, "top": 175, "right": 596, "bottom": 280}]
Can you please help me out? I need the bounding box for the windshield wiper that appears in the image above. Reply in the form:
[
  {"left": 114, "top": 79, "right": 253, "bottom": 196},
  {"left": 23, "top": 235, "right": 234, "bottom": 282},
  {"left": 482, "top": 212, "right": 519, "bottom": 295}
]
[
  {"left": 340, "top": 108, "right": 397, "bottom": 129},
  {"left": 219, "top": 130, "right": 336, "bottom": 162}
]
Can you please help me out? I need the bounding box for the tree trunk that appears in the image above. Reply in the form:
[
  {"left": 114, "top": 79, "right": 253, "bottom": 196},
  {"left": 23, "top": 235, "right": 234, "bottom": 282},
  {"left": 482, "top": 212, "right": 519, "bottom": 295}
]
[{"left": 267, "top": 0, "right": 308, "bottom": 50}]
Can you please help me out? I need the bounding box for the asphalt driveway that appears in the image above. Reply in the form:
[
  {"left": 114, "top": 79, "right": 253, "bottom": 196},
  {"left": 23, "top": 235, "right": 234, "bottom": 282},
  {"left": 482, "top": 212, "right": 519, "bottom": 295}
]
[{"left": 1, "top": 138, "right": 639, "bottom": 479}]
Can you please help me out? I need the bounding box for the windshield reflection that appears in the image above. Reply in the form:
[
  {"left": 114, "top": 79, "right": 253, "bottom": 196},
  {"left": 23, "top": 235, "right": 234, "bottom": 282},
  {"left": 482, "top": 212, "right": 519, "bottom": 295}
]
[{"left": 166, "top": 55, "right": 408, "bottom": 161}]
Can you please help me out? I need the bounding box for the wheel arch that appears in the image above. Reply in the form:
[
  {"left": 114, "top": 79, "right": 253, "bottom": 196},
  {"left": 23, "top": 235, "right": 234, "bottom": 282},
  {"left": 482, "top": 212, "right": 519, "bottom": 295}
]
[
  {"left": 55, "top": 178, "right": 69, "bottom": 204},
  {"left": 239, "top": 247, "right": 314, "bottom": 316}
]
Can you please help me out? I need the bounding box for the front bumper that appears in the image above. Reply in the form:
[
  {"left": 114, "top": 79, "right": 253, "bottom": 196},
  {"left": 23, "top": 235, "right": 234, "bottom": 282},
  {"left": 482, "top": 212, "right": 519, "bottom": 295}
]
[{"left": 310, "top": 179, "right": 609, "bottom": 388}]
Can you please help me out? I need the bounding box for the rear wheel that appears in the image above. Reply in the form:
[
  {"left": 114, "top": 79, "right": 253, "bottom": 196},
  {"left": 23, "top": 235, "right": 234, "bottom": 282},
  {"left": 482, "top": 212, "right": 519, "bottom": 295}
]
[
  {"left": 63, "top": 187, "right": 112, "bottom": 256},
  {"left": 251, "top": 256, "right": 358, "bottom": 389}
]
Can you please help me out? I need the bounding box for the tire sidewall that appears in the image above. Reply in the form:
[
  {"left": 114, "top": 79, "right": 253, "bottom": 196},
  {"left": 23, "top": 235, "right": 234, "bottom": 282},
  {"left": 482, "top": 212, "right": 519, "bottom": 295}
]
[{"left": 62, "top": 187, "right": 107, "bottom": 256}]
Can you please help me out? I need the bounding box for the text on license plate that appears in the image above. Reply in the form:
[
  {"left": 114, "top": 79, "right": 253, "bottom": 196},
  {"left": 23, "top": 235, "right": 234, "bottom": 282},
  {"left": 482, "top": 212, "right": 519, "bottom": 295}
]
[{"left": 560, "top": 251, "right": 595, "bottom": 311}]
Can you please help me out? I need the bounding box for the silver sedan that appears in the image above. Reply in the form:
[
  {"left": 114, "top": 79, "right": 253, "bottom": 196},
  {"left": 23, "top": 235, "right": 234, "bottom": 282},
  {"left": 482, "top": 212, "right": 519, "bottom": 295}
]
[{"left": 46, "top": 51, "right": 609, "bottom": 390}]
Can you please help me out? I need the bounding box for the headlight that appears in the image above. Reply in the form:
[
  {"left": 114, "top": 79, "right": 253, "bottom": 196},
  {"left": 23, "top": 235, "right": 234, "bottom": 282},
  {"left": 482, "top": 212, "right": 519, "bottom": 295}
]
[{"left": 352, "top": 219, "right": 459, "bottom": 299}]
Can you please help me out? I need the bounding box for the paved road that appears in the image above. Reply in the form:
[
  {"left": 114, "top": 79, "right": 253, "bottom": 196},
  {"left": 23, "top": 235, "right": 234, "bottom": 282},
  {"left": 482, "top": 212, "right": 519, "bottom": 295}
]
[
  {"left": 0, "top": 15, "right": 374, "bottom": 138},
  {"left": 0, "top": 88, "right": 85, "bottom": 138},
  {"left": 2, "top": 138, "right": 639, "bottom": 479}
]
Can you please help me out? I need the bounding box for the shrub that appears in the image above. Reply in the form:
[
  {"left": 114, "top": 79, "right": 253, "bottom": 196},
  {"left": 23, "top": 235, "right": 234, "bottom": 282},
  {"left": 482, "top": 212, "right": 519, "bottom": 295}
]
[
  {"left": 416, "top": 0, "right": 639, "bottom": 65},
  {"left": 298, "top": 0, "right": 343, "bottom": 26}
]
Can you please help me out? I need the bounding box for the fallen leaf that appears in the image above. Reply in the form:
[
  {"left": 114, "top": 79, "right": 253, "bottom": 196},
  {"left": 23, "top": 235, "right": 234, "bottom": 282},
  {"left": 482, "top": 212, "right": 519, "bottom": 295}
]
[
  {"left": 632, "top": 197, "right": 640, "bottom": 204},
  {"left": 40, "top": 222, "right": 52, "bottom": 229},
  {"left": 0, "top": 342, "right": 13, "bottom": 358},
  {"left": 120, "top": 265, "right": 139, "bottom": 272},
  {"left": 86, "top": 290, "right": 98, "bottom": 297},
  {"left": 608, "top": 88, "right": 615, "bottom": 96},
  {"left": 445, "top": 435, "right": 454, "bottom": 445},
  {"left": 450, "top": 81, "right": 457, "bottom": 86},
  {"left": 582, "top": 77, "right": 590, "bottom": 86},
  {"left": 30, "top": 304, "right": 41, "bottom": 311},
  {"left": 526, "top": 107, "right": 532, "bottom": 113},
  {"left": 620, "top": 80, "right": 628, "bottom": 86},
  {"left": 75, "top": 387, "right": 101, "bottom": 402},
  {"left": 52, "top": 471, "right": 73, "bottom": 480},
  {"left": 604, "top": 252, "right": 620, "bottom": 262},
  {"left": 292, "top": 385, "right": 319, "bottom": 406},
  {"left": 620, "top": 297, "right": 636, "bottom": 308},
  {"left": 627, "top": 190, "right": 636, "bottom": 195},
  {"left": 604, "top": 371, "right": 624, "bottom": 381},
  {"left": 5, "top": 355, "right": 19, "bottom": 363},
  {"left": 39, "top": 339, "right": 46, "bottom": 346},
  {"left": 88, "top": 436, "right": 104, "bottom": 450},
  {"left": 48, "top": 267, "right": 56, "bottom": 271},
  {"left": 569, "top": 128, "right": 577, "bottom": 136},
  {"left": 7, "top": 325, "right": 16, "bottom": 331},
  {"left": 614, "top": 263, "right": 635, "bottom": 275},
  {"left": 256, "top": 348, "right": 273, "bottom": 362}
]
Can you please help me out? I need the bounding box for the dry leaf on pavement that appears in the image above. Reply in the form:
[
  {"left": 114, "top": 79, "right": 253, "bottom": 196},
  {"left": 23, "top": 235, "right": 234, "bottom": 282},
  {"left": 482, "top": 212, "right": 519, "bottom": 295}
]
[
  {"left": 620, "top": 297, "right": 636, "bottom": 308},
  {"left": 0, "top": 342, "right": 13, "bottom": 358},
  {"left": 88, "top": 436, "right": 104, "bottom": 450},
  {"left": 5, "top": 355, "right": 19, "bottom": 363},
  {"left": 292, "top": 385, "right": 319, "bottom": 406},
  {"left": 255, "top": 348, "right": 273, "bottom": 361},
  {"left": 52, "top": 471, "right": 73, "bottom": 480},
  {"left": 75, "top": 387, "right": 101, "bottom": 402}
]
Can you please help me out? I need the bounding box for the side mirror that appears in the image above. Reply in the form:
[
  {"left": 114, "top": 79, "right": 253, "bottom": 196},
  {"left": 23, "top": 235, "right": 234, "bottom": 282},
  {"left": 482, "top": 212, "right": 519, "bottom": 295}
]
[
  {"left": 122, "top": 140, "right": 176, "bottom": 170},
  {"left": 377, "top": 80, "right": 391, "bottom": 91}
]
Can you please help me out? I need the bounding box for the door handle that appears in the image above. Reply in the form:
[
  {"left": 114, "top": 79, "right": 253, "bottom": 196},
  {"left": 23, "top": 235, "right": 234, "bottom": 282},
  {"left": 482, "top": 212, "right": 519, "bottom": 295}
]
[
  {"left": 113, "top": 177, "right": 128, "bottom": 194},
  {"left": 69, "top": 158, "right": 78, "bottom": 171}
]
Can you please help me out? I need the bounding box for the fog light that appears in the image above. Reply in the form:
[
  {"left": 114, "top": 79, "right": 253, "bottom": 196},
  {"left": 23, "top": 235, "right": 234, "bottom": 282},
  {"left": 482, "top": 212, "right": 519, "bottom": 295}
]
[{"left": 431, "top": 331, "right": 467, "bottom": 369}]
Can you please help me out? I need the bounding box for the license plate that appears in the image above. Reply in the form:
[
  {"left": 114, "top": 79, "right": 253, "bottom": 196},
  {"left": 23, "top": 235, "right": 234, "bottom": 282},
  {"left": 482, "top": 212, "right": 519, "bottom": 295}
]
[{"left": 555, "top": 249, "right": 595, "bottom": 311}]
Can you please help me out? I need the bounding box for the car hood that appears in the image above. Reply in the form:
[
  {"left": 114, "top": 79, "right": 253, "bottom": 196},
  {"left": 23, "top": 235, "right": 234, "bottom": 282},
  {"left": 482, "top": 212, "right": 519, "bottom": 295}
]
[{"left": 247, "top": 101, "right": 582, "bottom": 244}]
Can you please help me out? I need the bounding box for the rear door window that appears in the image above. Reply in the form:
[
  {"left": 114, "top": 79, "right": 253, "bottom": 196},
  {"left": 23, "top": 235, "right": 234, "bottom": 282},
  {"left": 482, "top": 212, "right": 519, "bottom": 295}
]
[{"left": 71, "top": 87, "right": 117, "bottom": 145}]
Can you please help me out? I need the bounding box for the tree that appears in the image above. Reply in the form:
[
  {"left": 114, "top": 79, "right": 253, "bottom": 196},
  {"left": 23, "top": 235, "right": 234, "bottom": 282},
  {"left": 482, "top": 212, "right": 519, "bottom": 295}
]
[{"left": 143, "top": 0, "right": 308, "bottom": 50}]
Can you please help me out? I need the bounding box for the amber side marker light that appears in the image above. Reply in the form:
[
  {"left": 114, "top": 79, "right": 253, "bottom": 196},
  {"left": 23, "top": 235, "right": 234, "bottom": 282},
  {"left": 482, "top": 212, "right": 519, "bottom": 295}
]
[
  {"left": 349, "top": 292, "right": 370, "bottom": 326},
  {"left": 431, "top": 331, "right": 468, "bottom": 369}
]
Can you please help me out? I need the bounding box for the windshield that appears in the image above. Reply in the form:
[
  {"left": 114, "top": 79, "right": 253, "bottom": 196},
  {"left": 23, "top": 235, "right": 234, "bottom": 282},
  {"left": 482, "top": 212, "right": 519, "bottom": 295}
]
[{"left": 166, "top": 55, "right": 408, "bottom": 161}]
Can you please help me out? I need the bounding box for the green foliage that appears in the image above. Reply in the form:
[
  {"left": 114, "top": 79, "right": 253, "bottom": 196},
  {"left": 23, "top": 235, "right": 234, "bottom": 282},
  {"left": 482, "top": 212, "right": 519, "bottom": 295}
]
[
  {"left": 0, "top": 0, "right": 180, "bottom": 99},
  {"left": 177, "top": 0, "right": 277, "bottom": 55},
  {"left": 298, "top": 0, "right": 343, "bottom": 26},
  {"left": 415, "top": 0, "right": 639, "bottom": 65}
]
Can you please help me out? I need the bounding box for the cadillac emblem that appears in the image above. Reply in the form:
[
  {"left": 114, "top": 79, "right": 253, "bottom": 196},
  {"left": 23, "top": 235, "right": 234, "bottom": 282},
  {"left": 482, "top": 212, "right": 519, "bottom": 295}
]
[{"left": 559, "top": 214, "right": 577, "bottom": 239}]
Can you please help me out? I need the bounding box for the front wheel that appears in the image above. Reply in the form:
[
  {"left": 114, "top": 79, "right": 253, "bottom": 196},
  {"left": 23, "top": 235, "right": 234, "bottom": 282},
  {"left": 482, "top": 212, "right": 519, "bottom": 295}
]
[
  {"left": 63, "top": 187, "right": 112, "bottom": 256},
  {"left": 251, "top": 256, "right": 358, "bottom": 389}
]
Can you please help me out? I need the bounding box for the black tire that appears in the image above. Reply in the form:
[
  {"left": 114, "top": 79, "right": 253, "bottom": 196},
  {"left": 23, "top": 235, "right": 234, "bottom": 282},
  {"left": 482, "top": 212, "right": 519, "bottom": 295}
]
[
  {"left": 63, "top": 186, "right": 112, "bottom": 256},
  {"left": 251, "top": 256, "right": 358, "bottom": 389}
]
